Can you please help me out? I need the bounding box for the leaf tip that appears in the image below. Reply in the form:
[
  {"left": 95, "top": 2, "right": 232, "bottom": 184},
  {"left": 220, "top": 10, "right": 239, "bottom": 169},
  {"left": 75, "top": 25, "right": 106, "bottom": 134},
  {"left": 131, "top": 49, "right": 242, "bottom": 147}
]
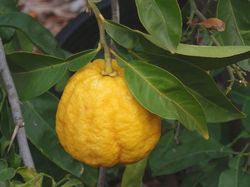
[{"left": 202, "top": 132, "right": 209, "bottom": 140}]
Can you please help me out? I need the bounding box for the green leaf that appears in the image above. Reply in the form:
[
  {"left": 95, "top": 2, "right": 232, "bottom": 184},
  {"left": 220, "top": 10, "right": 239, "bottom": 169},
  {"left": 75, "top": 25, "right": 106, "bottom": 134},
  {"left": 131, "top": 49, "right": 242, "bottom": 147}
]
[
  {"left": 55, "top": 71, "right": 71, "bottom": 92},
  {"left": 0, "top": 0, "right": 18, "bottom": 43},
  {"left": 231, "top": 87, "right": 250, "bottom": 131},
  {"left": 0, "top": 168, "right": 15, "bottom": 181},
  {"left": 16, "top": 168, "right": 43, "bottom": 187},
  {"left": 181, "top": 159, "right": 227, "bottom": 187},
  {"left": 219, "top": 140, "right": 250, "bottom": 187},
  {"left": 105, "top": 21, "right": 250, "bottom": 70},
  {"left": 147, "top": 55, "right": 244, "bottom": 123},
  {"left": 60, "top": 179, "right": 83, "bottom": 187},
  {"left": 121, "top": 158, "right": 148, "bottom": 187},
  {"left": 7, "top": 52, "right": 64, "bottom": 71},
  {"left": 116, "top": 55, "right": 208, "bottom": 138},
  {"left": 0, "top": 139, "right": 9, "bottom": 158},
  {"left": 0, "top": 28, "right": 15, "bottom": 43},
  {"left": 0, "top": 160, "right": 18, "bottom": 182},
  {"left": 21, "top": 93, "right": 85, "bottom": 177},
  {"left": 0, "top": 0, "right": 18, "bottom": 13},
  {"left": 4, "top": 30, "right": 34, "bottom": 53},
  {"left": 7, "top": 52, "right": 67, "bottom": 100},
  {"left": 0, "top": 12, "right": 66, "bottom": 58},
  {"left": 175, "top": 44, "right": 250, "bottom": 70},
  {"left": 8, "top": 153, "right": 21, "bottom": 169},
  {"left": 242, "top": 101, "right": 250, "bottom": 131},
  {"left": 0, "top": 100, "right": 15, "bottom": 139},
  {"left": 149, "top": 130, "right": 231, "bottom": 176},
  {"left": 26, "top": 92, "right": 58, "bottom": 127},
  {"left": 17, "top": 168, "right": 40, "bottom": 182},
  {"left": 135, "top": 0, "right": 182, "bottom": 53},
  {"left": 231, "top": 86, "right": 250, "bottom": 105},
  {"left": 219, "top": 170, "right": 250, "bottom": 187},
  {"left": 217, "top": 0, "right": 250, "bottom": 71},
  {"left": 0, "top": 159, "right": 8, "bottom": 169},
  {"left": 67, "top": 48, "right": 100, "bottom": 71}
]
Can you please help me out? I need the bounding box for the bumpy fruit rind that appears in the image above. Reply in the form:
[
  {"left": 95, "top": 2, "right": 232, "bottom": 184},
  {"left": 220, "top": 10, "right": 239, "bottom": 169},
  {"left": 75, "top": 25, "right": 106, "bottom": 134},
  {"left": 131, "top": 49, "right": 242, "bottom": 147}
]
[{"left": 56, "top": 59, "right": 161, "bottom": 167}]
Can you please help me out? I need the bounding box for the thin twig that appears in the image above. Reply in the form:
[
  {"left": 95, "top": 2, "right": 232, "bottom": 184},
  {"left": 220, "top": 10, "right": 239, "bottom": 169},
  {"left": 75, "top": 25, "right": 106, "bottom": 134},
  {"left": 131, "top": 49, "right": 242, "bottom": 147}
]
[
  {"left": 189, "top": 0, "right": 206, "bottom": 21},
  {"left": 97, "top": 167, "right": 106, "bottom": 187},
  {"left": 232, "top": 64, "right": 248, "bottom": 86},
  {"left": 189, "top": 0, "right": 220, "bottom": 45},
  {"left": 0, "top": 38, "right": 35, "bottom": 169},
  {"left": 189, "top": 0, "right": 247, "bottom": 93},
  {"left": 226, "top": 66, "right": 235, "bottom": 95},
  {"left": 111, "top": 0, "right": 120, "bottom": 23}
]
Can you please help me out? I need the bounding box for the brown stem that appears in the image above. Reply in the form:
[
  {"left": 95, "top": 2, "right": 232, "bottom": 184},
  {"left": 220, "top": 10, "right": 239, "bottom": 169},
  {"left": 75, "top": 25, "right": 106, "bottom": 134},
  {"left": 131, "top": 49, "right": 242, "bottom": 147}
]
[{"left": 0, "top": 38, "right": 35, "bottom": 169}]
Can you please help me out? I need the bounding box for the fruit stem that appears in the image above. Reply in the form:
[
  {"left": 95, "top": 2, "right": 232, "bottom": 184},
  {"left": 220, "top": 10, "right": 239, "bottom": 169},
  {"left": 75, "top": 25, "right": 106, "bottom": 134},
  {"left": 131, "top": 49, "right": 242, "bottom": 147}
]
[
  {"left": 88, "top": 1, "right": 116, "bottom": 76},
  {"left": 97, "top": 167, "right": 106, "bottom": 187}
]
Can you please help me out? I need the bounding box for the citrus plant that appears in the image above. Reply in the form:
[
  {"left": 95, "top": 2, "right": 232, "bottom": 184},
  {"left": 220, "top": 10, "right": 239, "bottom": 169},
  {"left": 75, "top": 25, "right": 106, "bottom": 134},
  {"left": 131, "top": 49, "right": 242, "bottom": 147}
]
[{"left": 0, "top": 0, "right": 250, "bottom": 187}]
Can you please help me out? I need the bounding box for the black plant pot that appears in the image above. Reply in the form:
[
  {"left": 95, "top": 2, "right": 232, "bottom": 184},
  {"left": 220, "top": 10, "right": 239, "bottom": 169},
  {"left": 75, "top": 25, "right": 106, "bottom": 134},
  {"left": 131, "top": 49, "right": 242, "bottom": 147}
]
[
  {"left": 56, "top": 0, "right": 188, "bottom": 53},
  {"left": 56, "top": 0, "right": 143, "bottom": 53}
]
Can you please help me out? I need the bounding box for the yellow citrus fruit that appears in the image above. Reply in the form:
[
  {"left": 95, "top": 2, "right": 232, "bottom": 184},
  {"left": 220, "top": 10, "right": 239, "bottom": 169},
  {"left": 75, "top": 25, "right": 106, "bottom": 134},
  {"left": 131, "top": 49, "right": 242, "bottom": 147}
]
[{"left": 56, "top": 59, "right": 161, "bottom": 167}]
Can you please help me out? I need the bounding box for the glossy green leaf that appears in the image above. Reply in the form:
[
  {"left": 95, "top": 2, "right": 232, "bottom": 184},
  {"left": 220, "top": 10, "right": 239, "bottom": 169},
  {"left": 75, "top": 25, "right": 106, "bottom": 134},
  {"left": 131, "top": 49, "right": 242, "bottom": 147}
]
[
  {"left": 105, "top": 21, "right": 250, "bottom": 70},
  {"left": 175, "top": 44, "right": 250, "bottom": 70},
  {"left": 7, "top": 52, "right": 64, "bottom": 70},
  {"left": 4, "top": 31, "right": 34, "bottom": 53},
  {"left": 146, "top": 55, "right": 244, "bottom": 123},
  {"left": 116, "top": 55, "right": 208, "bottom": 138},
  {"left": 217, "top": 0, "right": 250, "bottom": 71},
  {"left": 135, "top": 0, "right": 182, "bottom": 52},
  {"left": 0, "top": 12, "right": 66, "bottom": 58},
  {"left": 21, "top": 93, "right": 85, "bottom": 177},
  {"left": 121, "top": 157, "right": 148, "bottom": 187},
  {"left": 7, "top": 52, "right": 67, "bottom": 100},
  {"left": 67, "top": 48, "right": 99, "bottom": 71},
  {"left": 12, "top": 63, "right": 67, "bottom": 101},
  {"left": 149, "top": 130, "right": 231, "bottom": 176}
]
